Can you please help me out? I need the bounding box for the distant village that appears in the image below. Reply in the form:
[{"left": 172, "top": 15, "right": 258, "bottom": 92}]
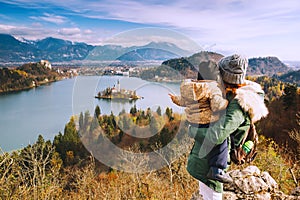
[{"left": 0, "top": 60, "right": 179, "bottom": 83}]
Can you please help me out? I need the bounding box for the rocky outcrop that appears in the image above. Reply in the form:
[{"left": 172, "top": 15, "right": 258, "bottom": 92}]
[
  {"left": 191, "top": 166, "right": 300, "bottom": 200},
  {"left": 225, "top": 166, "right": 300, "bottom": 200}
]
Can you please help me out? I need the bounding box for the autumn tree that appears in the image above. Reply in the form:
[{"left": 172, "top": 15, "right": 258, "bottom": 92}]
[{"left": 19, "top": 135, "right": 62, "bottom": 199}]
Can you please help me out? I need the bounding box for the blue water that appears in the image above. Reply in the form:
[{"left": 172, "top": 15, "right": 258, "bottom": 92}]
[{"left": 0, "top": 76, "right": 182, "bottom": 151}]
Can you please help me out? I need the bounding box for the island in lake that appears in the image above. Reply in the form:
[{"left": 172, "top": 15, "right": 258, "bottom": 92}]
[{"left": 95, "top": 80, "right": 142, "bottom": 101}]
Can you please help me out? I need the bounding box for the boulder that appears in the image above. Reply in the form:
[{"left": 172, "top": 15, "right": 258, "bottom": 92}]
[
  {"left": 191, "top": 165, "right": 300, "bottom": 200},
  {"left": 224, "top": 166, "right": 299, "bottom": 200}
]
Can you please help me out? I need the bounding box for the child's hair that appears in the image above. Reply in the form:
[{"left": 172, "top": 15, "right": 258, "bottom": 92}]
[
  {"left": 197, "top": 72, "right": 204, "bottom": 80},
  {"left": 197, "top": 61, "right": 220, "bottom": 81}
]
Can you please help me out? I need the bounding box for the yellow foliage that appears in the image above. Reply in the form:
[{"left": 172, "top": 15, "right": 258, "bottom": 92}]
[
  {"left": 14, "top": 69, "right": 28, "bottom": 77},
  {"left": 251, "top": 135, "right": 298, "bottom": 193}
]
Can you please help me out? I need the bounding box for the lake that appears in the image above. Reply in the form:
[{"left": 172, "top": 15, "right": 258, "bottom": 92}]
[{"left": 0, "top": 76, "right": 182, "bottom": 152}]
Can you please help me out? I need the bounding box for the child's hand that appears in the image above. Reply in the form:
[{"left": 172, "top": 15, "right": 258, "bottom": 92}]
[
  {"left": 168, "top": 93, "right": 176, "bottom": 103},
  {"left": 169, "top": 93, "right": 182, "bottom": 106}
]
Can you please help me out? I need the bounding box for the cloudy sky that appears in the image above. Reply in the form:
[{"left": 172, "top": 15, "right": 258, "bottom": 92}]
[{"left": 0, "top": 0, "right": 300, "bottom": 60}]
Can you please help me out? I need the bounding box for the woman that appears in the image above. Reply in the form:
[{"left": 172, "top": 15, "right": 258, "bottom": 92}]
[
  {"left": 186, "top": 54, "right": 268, "bottom": 199},
  {"left": 169, "top": 61, "right": 232, "bottom": 183}
]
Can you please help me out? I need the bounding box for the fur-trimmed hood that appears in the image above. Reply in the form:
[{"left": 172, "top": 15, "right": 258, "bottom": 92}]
[{"left": 235, "top": 80, "right": 269, "bottom": 123}]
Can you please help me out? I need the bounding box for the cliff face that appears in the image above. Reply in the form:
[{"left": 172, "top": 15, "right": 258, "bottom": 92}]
[{"left": 191, "top": 166, "right": 300, "bottom": 200}]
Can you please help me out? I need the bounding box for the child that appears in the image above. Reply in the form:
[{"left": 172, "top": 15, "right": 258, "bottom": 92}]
[{"left": 169, "top": 60, "right": 233, "bottom": 183}]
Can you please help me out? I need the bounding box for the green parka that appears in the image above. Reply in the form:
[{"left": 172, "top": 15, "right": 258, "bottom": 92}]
[{"left": 186, "top": 80, "right": 268, "bottom": 192}]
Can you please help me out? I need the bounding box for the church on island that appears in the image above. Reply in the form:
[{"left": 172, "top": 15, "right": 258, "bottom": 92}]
[{"left": 95, "top": 80, "right": 141, "bottom": 101}]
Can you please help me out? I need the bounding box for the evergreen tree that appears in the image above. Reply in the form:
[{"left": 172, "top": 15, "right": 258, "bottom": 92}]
[
  {"left": 130, "top": 105, "right": 137, "bottom": 116},
  {"left": 109, "top": 112, "right": 116, "bottom": 128},
  {"left": 156, "top": 106, "right": 162, "bottom": 116},
  {"left": 79, "top": 112, "right": 84, "bottom": 129},
  {"left": 165, "top": 107, "right": 173, "bottom": 121},
  {"left": 53, "top": 116, "right": 89, "bottom": 166},
  {"left": 94, "top": 105, "right": 101, "bottom": 118},
  {"left": 146, "top": 107, "right": 152, "bottom": 119},
  {"left": 283, "top": 84, "right": 297, "bottom": 110}
]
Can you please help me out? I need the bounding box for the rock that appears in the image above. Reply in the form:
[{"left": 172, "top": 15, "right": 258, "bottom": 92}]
[
  {"left": 261, "top": 171, "right": 278, "bottom": 191},
  {"left": 223, "top": 181, "right": 236, "bottom": 192},
  {"left": 192, "top": 166, "right": 300, "bottom": 200},
  {"left": 241, "top": 165, "right": 261, "bottom": 177},
  {"left": 224, "top": 165, "right": 299, "bottom": 200},
  {"left": 291, "top": 187, "right": 300, "bottom": 196},
  {"left": 234, "top": 176, "right": 269, "bottom": 194},
  {"left": 223, "top": 191, "right": 237, "bottom": 199},
  {"left": 229, "top": 165, "right": 261, "bottom": 179},
  {"left": 228, "top": 169, "right": 244, "bottom": 179},
  {"left": 190, "top": 191, "right": 203, "bottom": 200},
  {"left": 254, "top": 192, "right": 271, "bottom": 200}
]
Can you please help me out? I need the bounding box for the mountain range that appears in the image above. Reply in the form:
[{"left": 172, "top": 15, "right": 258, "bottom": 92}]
[
  {"left": 0, "top": 33, "right": 295, "bottom": 78},
  {"left": 0, "top": 34, "right": 191, "bottom": 63}
]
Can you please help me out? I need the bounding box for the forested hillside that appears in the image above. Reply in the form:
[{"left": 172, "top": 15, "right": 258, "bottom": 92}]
[
  {"left": 278, "top": 69, "right": 300, "bottom": 86},
  {"left": 248, "top": 56, "right": 290, "bottom": 76},
  {"left": 161, "top": 52, "right": 292, "bottom": 80},
  {"left": 0, "top": 61, "right": 68, "bottom": 93},
  {"left": 161, "top": 51, "right": 223, "bottom": 79}
]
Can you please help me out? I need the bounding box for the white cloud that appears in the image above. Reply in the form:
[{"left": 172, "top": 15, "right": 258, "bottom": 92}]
[
  {"left": 30, "top": 13, "right": 67, "bottom": 24},
  {"left": 39, "top": 0, "right": 299, "bottom": 58},
  {"left": 0, "top": 24, "right": 16, "bottom": 32},
  {"left": 1, "top": 0, "right": 300, "bottom": 59},
  {"left": 58, "top": 27, "right": 81, "bottom": 36},
  {"left": 83, "top": 29, "right": 93, "bottom": 34},
  {"left": 0, "top": 23, "right": 96, "bottom": 43}
]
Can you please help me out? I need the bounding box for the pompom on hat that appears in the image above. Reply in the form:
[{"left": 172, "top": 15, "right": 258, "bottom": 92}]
[{"left": 218, "top": 54, "right": 248, "bottom": 84}]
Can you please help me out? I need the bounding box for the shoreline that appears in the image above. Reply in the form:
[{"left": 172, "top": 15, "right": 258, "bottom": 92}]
[{"left": 0, "top": 76, "right": 68, "bottom": 95}]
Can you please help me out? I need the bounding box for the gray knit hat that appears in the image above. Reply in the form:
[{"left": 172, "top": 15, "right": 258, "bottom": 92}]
[{"left": 218, "top": 54, "right": 248, "bottom": 84}]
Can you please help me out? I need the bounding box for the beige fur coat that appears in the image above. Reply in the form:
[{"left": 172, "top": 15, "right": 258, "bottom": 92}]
[{"left": 234, "top": 80, "right": 269, "bottom": 123}]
